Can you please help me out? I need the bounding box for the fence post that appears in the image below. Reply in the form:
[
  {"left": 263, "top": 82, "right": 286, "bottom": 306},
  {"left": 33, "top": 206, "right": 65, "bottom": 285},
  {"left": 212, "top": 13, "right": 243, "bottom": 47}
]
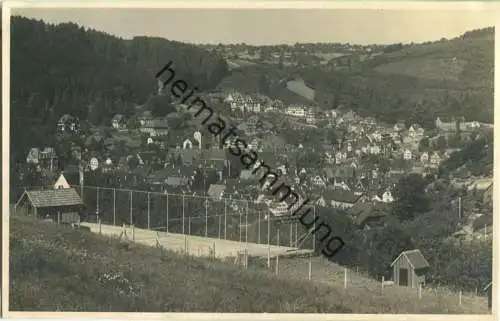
[
  {"left": 244, "top": 248, "right": 248, "bottom": 269},
  {"left": 267, "top": 247, "right": 271, "bottom": 268},
  {"left": 205, "top": 198, "right": 208, "bottom": 237},
  {"left": 132, "top": 224, "right": 135, "bottom": 241},
  {"left": 381, "top": 276, "right": 384, "bottom": 294},
  {"left": 459, "top": 290, "right": 462, "bottom": 305},
  {"left": 344, "top": 268, "right": 347, "bottom": 289},
  {"left": 224, "top": 198, "right": 227, "bottom": 239},
  {"left": 213, "top": 241, "right": 216, "bottom": 259},
  {"left": 419, "top": 283, "right": 422, "bottom": 299},
  {"left": 96, "top": 186, "right": 100, "bottom": 223},
  {"left": 129, "top": 191, "right": 133, "bottom": 226},
  {"left": 188, "top": 216, "right": 191, "bottom": 235},
  {"left": 239, "top": 208, "right": 242, "bottom": 242},
  {"left": 166, "top": 192, "right": 169, "bottom": 234},
  {"left": 275, "top": 255, "right": 279, "bottom": 276},
  {"left": 308, "top": 254, "right": 312, "bottom": 280},
  {"left": 113, "top": 188, "right": 116, "bottom": 226},
  {"left": 98, "top": 218, "right": 102, "bottom": 234},
  {"left": 147, "top": 192, "right": 150, "bottom": 230},
  {"left": 218, "top": 215, "right": 221, "bottom": 239},
  {"left": 182, "top": 193, "right": 185, "bottom": 234},
  {"left": 258, "top": 211, "right": 261, "bottom": 244}
]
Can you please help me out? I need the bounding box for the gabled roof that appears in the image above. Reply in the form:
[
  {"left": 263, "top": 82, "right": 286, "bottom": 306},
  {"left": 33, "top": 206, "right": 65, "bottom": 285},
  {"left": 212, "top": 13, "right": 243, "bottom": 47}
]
[
  {"left": 240, "top": 170, "right": 256, "bottom": 180},
  {"left": 112, "top": 114, "right": 125, "bottom": 122},
  {"left": 148, "top": 168, "right": 177, "bottom": 180},
  {"left": 203, "top": 148, "right": 227, "bottom": 161},
  {"left": 354, "top": 202, "right": 391, "bottom": 226},
  {"left": 59, "top": 114, "right": 75, "bottom": 123},
  {"left": 165, "top": 176, "right": 189, "bottom": 187},
  {"left": 207, "top": 184, "right": 226, "bottom": 198},
  {"left": 323, "top": 188, "right": 360, "bottom": 204},
  {"left": 53, "top": 174, "right": 70, "bottom": 189},
  {"left": 335, "top": 166, "right": 355, "bottom": 179},
  {"left": 20, "top": 188, "right": 83, "bottom": 208},
  {"left": 391, "top": 249, "right": 430, "bottom": 270}
]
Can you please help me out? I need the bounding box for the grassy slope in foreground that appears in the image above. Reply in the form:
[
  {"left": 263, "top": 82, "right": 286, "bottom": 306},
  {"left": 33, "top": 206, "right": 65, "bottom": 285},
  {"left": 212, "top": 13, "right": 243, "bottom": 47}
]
[{"left": 10, "top": 216, "right": 488, "bottom": 313}]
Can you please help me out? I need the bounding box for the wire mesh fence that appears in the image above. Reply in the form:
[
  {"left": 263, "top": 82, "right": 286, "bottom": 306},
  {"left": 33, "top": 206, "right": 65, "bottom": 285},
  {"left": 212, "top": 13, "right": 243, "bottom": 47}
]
[{"left": 71, "top": 185, "right": 315, "bottom": 250}]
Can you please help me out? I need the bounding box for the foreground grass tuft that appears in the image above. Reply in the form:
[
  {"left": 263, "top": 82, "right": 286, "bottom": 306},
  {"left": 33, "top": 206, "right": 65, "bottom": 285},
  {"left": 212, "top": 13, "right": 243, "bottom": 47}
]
[{"left": 9, "top": 216, "right": 488, "bottom": 313}]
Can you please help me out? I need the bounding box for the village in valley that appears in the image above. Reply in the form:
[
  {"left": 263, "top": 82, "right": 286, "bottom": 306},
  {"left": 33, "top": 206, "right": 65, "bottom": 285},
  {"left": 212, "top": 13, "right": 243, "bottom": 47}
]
[
  {"left": 21, "top": 77, "right": 493, "bottom": 234},
  {"left": 9, "top": 10, "right": 494, "bottom": 314}
]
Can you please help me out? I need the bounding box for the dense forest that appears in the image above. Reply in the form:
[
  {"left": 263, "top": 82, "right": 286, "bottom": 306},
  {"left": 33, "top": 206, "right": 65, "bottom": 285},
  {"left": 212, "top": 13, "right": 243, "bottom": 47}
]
[{"left": 10, "top": 16, "right": 229, "bottom": 165}]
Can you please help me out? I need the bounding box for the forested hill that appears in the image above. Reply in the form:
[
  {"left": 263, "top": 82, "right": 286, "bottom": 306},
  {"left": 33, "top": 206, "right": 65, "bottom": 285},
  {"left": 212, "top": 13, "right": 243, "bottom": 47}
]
[{"left": 10, "top": 16, "right": 229, "bottom": 161}]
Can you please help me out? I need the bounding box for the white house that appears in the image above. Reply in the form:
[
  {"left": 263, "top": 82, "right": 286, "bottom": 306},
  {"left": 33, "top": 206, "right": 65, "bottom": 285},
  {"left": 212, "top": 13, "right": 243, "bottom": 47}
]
[
  {"left": 248, "top": 137, "right": 259, "bottom": 151},
  {"left": 53, "top": 174, "right": 70, "bottom": 189},
  {"left": 111, "top": 114, "right": 127, "bottom": 130},
  {"left": 286, "top": 105, "right": 306, "bottom": 117},
  {"left": 370, "top": 144, "right": 381, "bottom": 155},
  {"left": 335, "top": 151, "right": 347, "bottom": 163},
  {"left": 325, "top": 152, "right": 335, "bottom": 164},
  {"left": 306, "top": 110, "right": 317, "bottom": 124},
  {"left": 382, "top": 190, "right": 394, "bottom": 203},
  {"left": 312, "top": 175, "right": 326, "bottom": 187},
  {"left": 408, "top": 124, "right": 424, "bottom": 139},
  {"left": 371, "top": 131, "right": 382, "bottom": 142},
  {"left": 420, "top": 152, "right": 429, "bottom": 163},
  {"left": 430, "top": 152, "right": 441, "bottom": 167},
  {"left": 403, "top": 149, "right": 412, "bottom": 160},
  {"left": 183, "top": 139, "right": 193, "bottom": 149},
  {"left": 270, "top": 202, "right": 289, "bottom": 217},
  {"left": 328, "top": 109, "right": 337, "bottom": 119}
]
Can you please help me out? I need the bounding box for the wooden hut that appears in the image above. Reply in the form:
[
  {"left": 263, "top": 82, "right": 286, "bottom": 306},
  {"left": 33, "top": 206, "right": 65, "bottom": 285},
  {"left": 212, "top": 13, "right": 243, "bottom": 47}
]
[
  {"left": 390, "top": 249, "right": 430, "bottom": 288},
  {"left": 482, "top": 281, "right": 492, "bottom": 310},
  {"left": 15, "top": 188, "right": 83, "bottom": 224}
]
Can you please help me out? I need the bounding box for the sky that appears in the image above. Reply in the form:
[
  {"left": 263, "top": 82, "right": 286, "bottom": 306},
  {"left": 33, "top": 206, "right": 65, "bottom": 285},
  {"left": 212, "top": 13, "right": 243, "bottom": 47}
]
[{"left": 11, "top": 8, "right": 497, "bottom": 46}]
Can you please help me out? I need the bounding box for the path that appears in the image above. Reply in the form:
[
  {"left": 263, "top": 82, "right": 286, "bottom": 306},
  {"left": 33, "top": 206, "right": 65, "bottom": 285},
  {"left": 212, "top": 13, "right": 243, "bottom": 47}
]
[{"left": 81, "top": 222, "right": 314, "bottom": 259}]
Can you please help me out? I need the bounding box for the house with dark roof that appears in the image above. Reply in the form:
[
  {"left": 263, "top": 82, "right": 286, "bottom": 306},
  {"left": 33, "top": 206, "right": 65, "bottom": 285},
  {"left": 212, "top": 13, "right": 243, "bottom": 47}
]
[
  {"left": 140, "top": 119, "right": 169, "bottom": 137},
  {"left": 390, "top": 249, "right": 430, "bottom": 288},
  {"left": 319, "top": 189, "right": 361, "bottom": 209},
  {"left": 354, "top": 202, "right": 391, "bottom": 229},
  {"left": 111, "top": 114, "right": 127, "bottom": 130},
  {"left": 15, "top": 188, "right": 83, "bottom": 223},
  {"left": 147, "top": 168, "right": 178, "bottom": 185},
  {"left": 57, "top": 114, "right": 79, "bottom": 133}
]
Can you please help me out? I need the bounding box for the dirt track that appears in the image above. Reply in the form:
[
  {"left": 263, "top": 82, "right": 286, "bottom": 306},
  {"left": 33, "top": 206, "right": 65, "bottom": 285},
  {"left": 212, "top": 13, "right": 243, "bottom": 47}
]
[{"left": 81, "top": 222, "right": 313, "bottom": 259}]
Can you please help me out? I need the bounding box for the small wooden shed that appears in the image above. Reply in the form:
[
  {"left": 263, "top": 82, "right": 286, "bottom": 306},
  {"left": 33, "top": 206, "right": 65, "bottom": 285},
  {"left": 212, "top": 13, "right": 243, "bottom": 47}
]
[
  {"left": 15, "top": 188, "right": 84, "bottom": 223},
  {"left": 390, "top": 249, "right": 430, "bottom": 288}
]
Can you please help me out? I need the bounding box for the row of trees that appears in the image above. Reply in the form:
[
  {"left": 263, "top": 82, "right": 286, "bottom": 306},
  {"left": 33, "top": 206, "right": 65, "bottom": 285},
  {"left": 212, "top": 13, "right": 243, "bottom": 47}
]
[{"left": 10, "top": 16, "right": 230, "bottom": 166}]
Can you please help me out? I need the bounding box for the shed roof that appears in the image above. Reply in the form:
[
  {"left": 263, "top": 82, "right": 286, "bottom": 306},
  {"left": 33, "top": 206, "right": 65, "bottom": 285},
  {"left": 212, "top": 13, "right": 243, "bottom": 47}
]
[
  {"left": 482, "top": 281, "right": 492, "bottom": 292},
  {"left": 21, "top": 188, "right": 83, "bottom": 208},
  {"left": 391, "top": 249, "right": 430, "bottom": 270}
]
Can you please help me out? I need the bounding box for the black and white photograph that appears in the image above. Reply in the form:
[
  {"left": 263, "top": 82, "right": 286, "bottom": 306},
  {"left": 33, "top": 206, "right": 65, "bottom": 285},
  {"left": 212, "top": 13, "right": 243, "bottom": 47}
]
[{"left": 3, "top": 2, "right": 497, "bottom": 316}]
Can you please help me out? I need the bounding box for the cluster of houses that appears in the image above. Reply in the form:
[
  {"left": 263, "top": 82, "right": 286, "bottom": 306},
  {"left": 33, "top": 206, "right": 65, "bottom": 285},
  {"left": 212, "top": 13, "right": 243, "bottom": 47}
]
[{"left": 22, "top": 83, "right": 494, "bottom": 234}]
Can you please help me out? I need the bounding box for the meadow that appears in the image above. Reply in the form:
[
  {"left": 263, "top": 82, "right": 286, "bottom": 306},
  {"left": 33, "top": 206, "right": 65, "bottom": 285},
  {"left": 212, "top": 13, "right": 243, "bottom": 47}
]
[{"left": 9, "top": 215, "right": 489, "bottom": 313}]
